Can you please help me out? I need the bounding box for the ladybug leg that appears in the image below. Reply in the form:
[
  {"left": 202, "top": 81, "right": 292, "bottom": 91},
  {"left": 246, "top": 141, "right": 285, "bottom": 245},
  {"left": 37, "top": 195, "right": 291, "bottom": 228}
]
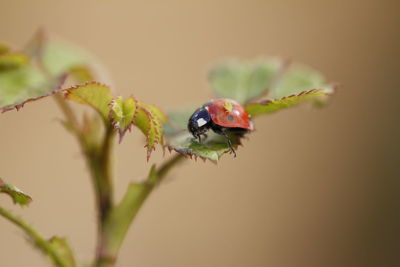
[
  {"left": 226, "top": 137, "right": 236, "bottom": 157},
  {"left": 221, "top": 132, "right": 236, "bottom": 158}
]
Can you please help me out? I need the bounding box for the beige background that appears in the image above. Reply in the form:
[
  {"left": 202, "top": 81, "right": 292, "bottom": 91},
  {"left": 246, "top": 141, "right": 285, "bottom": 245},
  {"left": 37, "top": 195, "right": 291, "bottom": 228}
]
[{"left": 0, "top": 0, "right": 399, "bottom": 266}]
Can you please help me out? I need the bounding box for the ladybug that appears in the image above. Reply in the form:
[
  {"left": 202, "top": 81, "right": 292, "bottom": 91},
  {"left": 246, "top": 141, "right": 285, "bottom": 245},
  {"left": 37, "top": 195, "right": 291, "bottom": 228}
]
[{"left": 188, "top": 98, "right": 254, "bottom": 157}]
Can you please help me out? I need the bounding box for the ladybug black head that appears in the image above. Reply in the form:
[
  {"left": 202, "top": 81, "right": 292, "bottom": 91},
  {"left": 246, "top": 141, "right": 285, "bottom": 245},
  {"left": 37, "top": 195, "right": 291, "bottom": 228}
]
[{"left": 188, "top": 107, "right": 212, "bottom": 138}]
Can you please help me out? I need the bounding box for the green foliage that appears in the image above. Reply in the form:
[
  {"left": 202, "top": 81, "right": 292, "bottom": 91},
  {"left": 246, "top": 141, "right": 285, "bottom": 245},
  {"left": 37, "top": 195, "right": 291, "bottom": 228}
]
[
  {"left": 64, "top": 83, "right": 165, "bottom": 158},
  {"left": 163, "top": 109, "right": 194, "bottom": 136},
  {"left": 0, "top": 31, "right": 336, "bottom": 267},
  {"left": 135, "top": 103, "right": 165, "bottom": 160},
  {"left": 209, "top": 58, "right": 281, "bottom": 104},
  {"left": 0, "top": 178, "right": 32, "bottom": 206},
  {"left": 65, "top": 82, "right": 113, "bottom": 120},
  {"left": 166, "top": 58, "right": 335, "bottom": 161},
  {"left": 0, "top": 31, "right": 93, "bottom": 113},
  {"left": 109, "top": 96, "right": 138, "bottom": 142},
  {"left": 48, "top": 237, "right": 77, "bottom": 267},
  {"left": 168, "top": 132, "right": 237, "bottom": 162},
  {"left": 0, "top": 53, "right": 30, "bottom": 70},
  {"left": 0, "top": 43, "right": 10, "bottom": 54},
  {"left": 267, "top": 62, "right": 329, "bottom": 99},
  {"left": 245, "top": 88, "right": 333, "bottom": 116}
]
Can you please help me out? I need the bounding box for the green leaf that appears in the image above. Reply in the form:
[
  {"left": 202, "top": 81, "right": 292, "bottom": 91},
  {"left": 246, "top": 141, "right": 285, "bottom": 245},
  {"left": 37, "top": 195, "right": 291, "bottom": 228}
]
[
  {"left": 68, "top": 65, "right": 94, "bottom": 84},
  {"left": 167, "top": 132, "right": 237, "bottom": 162},
  {"left": 109, "top": 96, "right": 138, "bottom": 142},
  {"left": 49, "top": 237, "right": 77, "bottom": 267},
  {"left": 209, "top": 58, "right": 282, "bottom": 104},
  {"left": 64, "top": 82, "right": 113, "bottom": 120},
  {"left": 140, "top": 102, "right": 168, "bottom": 123},
  {"left": 268, "top": 62, "right": 330, "bottom": 99},
  {"left": 0, "top": 43, "right": 9, "bottom": 54},
  {"left": 134, "top": 103, "right": 165, "bottom": 160},
  {"left": 0, "top": 178, "right": 32, "bottom": 206},
  {"left": 245, "top": 88, "right": 334, "bottom": 117},
  {"left": 0, "top": 53, "right": 30, "bottom": 70},
  {"left": 0, "top": 66, "right": 48, "bottom": 111},
  {"left": 163, "top": 109, "right": 194, "bottom": 136},
  {"left": 41, "top": 40, "right": 90, "bottom": 78},
  {"left": 0, "top": 31, "right": 95, "bottom": 113},
  {"left": 24, "top": 30, "right": 92, "bottom": 80}
]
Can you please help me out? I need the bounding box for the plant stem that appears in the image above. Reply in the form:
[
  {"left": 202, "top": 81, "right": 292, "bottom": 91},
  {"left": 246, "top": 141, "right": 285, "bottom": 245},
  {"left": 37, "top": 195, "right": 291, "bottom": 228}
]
[
  {"left": 53, "top": 96, "right": 115, "bottom": 266},
  {"left": 53, "top": 94, "right": 185, "bottom": 267},
  {"left": 95, "top": 154, "right": 185, "bottom": 267},
  {"left": 88, "top": 125, "right": 115, "bottom": 223},
  {"left": 0, "top": 206, "right": 70, "bottom": 267}
]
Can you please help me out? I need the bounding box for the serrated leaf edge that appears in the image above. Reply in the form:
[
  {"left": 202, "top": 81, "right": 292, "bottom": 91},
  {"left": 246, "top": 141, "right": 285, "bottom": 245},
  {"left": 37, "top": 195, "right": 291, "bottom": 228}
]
[
  {"left": 63, "top": 81, "right": 112, "bottom": 118},
  {"left": 248, "top": 87, "right": 335, "bottom": 110},
  {"left": 109, "top": 95, "right": 139, "bottom": 143},
  {"left": 134, "top": 103, "right": 164, "bottom": 161},
  {"left": 0, "top": 74, "right": 67, "bottom": 113}
]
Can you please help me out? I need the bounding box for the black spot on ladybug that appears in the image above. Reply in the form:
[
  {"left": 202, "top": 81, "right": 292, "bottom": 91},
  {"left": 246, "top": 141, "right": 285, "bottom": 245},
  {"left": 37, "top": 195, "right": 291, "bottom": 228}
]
[{"left": 227, "top": 114, "right": 234, "bottom": 121}]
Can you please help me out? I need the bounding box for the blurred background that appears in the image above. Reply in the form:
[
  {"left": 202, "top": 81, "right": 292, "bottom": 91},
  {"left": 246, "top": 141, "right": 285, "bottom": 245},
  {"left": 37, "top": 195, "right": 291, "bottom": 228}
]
[{"left": 0, "top": 0, "right": 399, "bottom": 266}]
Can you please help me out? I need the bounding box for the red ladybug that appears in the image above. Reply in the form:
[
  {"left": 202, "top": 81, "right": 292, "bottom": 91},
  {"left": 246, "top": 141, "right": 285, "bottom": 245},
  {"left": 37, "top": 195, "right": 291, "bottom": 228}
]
[{"left": 188, "top": 98, "right": 254, "bottom": 157}]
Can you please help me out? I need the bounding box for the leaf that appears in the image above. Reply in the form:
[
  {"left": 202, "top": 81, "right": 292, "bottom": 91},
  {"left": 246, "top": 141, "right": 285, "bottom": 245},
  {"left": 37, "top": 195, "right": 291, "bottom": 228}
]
[
  {"left": 167, "top": 132, "right": 237, "bottom": 162},
  {"left": 0, "top": 53, "right": 30, "bottom": 70},
  {"left": 134, "top": 103, "right": 165, "bottom": 160},
  {"left": 0, "top": 68, "right": 65, "bottom": 113},
  {"left": 64, "top": 82, "right": 113, "bottom": 120},
  {"left": 268, "top": 62, "right": 330, "bottom": 99},
  {"left": 0, "top": 178, "right": 32, "bottom": 206},
  {"left": 245, "top": 88, "right": 334, "bottom": 116},
  {"left": 109, "top": 96, "right": 138, "bottom": 142},
  {"left": 110, "top": 97, "right": 166, "bottom": 158},
  {"left": 140, "top": 102, "right": 168, "bottom": 123},
  {"left": 68, "top": 65, "right": 94, "bottom": 84},
  {"left": 0, "top": 31, "right": 96, "bottom": 113},
  {"left": 0, "top": 43, "right": 10, "bottom": 54},
  {"left": 209, "top": 58, "right": 282, "bottom": 104},
  {"left": 41, "top": 40, "right": 90, "bottom": 78},
  {"left": 164, "top": 109, "right": 194, "bottom": 136},
  {"left": 24, "top": 30, "right": 92, "bottom": 79},
  {"left": 48, "top": 237, "right": 77, "bottom": 267}
]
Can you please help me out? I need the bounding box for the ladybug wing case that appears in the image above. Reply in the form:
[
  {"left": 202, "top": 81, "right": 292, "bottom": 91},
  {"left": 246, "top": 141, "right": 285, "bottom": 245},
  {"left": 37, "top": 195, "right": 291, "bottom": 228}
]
[{"left": 207, "top": 99, "right": 254, "bottom": 131}]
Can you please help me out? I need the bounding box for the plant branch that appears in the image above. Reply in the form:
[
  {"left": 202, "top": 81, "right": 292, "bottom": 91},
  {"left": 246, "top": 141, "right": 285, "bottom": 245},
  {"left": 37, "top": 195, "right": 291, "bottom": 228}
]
[
  {"left": 95, "top": 153, "right": 185, "bottom": 267},
  {"left": 88, "top": 124, "right": 115, "bottom": 223},
  {"left": 0, "top": 206, "right": 71, "bottom": 267},
  {"left": 54, "top": 96, "right": 116, "bottom": 266}
]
